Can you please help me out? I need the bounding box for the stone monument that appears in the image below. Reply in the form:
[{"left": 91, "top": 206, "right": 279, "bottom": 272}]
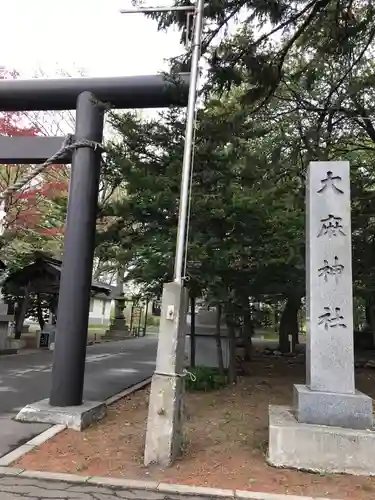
[
  {"left": 103, "top": 294, "right": 130, "bottom": 339},
  {"left": 0, "top": 297, "right": 14, "bottom": 352},
  {"left": 268, "top": 161, "right": 375, "bottom": 475},
  {"left": 102, "top": 270, "right": 130, "bottom": 340},
  {"left": 0, "top": 270, "right": 15, "bottom": 353}
]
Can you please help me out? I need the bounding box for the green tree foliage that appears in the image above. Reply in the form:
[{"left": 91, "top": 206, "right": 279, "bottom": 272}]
[
  {"left": 102, "top": 94, "right": 305, "bottom": 310},
  {"left": 97, "top": 0, "right": 375, "bottom": 353},
  {"left": 143, "top": 1, "right": 375, "bottom": 102}
]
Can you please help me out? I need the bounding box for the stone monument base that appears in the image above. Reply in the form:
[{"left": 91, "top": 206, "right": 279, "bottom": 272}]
[
  {"left": 268, "top": 405, "right": 375, "bottom": 476},
  {"left": 102, "top": 318, "right": 130, "bottom": 340},
  {"left": 294, "top": 384, "right": 373, "bottom": 430},
  {"left": 15, "top": 399, "right": 106, "bottom": 431},
  {"left": 102, "top": 329, "right": 131, "bottom": 340}
]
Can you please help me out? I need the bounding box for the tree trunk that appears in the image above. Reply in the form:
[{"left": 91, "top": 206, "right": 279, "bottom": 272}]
[
  {"left": 226, "top": 313, "right": 237, "bottom": 384},
  {"left": 14, "top": 287, "right": 30, "bottom": 340},
  {"left": 8, "top": 301, "right": 15, "bottom": 315},
  {"left": 215, "top": 304, "right": 225, "bottom": 375},
  {"left": 273, "top": 308, "right": 278, "bottom": 334},
  {"left": 36, "top": 293, "right": 45, "bottom": 331},
  {"left": 129, "top": 302, "right": 135, "bottom": 334},
  {"left": 278, "top": 294, "right": 302, "bottom": 353},
  {"left": 365, "top": 297, "right": 375, "bottom": 348},
  {"left": 114, "top": 268, "right": 125, "bottom": 320},
  {"left": 142, "top": 299, "right": 149, "bottom": 337},
  {"left": 51, "top": 296, "right": 58, "bottom": 324},
  {"left": 365, "top": 304, "right": 371, "bottom": 327},
  {"left": 14, "top": 303, "right": 23, "bottom": 340},
  {"left": 243, "top": 304, "right": 254, "bottom": 361},
  {"left": 135, "top": 305, "right": 142, "bottom": 336},
  {"left": 190, "top": 295, "right": 196, "bottom": 368}
]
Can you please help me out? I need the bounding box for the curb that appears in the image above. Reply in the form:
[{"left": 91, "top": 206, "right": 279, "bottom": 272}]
[
  {"left": 105, "top": 376, "right": 151, "bottom": 405},
  {"left": 0, "top": 425, "right": 66, "bottom": 467},
  {"left": 0, "top": 469, "right": 340, "bottom": 500},
  {"left": 0, "top": 376, "right": 152, "bottom": 467},
  {"left": 0, "top": 375, "right": 340, "bottom": 500}
]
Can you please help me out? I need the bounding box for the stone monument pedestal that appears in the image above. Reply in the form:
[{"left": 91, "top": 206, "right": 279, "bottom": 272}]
[
  {"left": 102, "top": 318, "right": 130, "bottom": 340},
  {"left": 269, "top": 405, "right": 375, "bottom": 476},
  {"left": 268, "top": 161, "right": 375, "bottom": 475},
  {"left": 294, "top": 384, "right": 373, "bottom": 430}
]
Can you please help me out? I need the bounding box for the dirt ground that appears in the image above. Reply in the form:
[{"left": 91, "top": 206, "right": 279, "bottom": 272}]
[{"left": 13, "top": 358, "right": 375, "bottom": 500}]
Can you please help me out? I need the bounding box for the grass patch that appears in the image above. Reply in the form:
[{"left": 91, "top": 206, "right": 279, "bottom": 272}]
[
  {"left": 88, "top": 324, "right": 107, "bottom": 330},
  {"left": 185, "top": 366, "right": 228, "bottom": 392}
]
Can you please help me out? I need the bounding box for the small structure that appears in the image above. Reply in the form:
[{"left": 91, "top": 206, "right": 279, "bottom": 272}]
[
  {"left": 268, "top": 161, "right": 375, "bottom": 476},
  {"left": 103, "top": 294, "right": 130, "bottom": 339},
  {"left": 4, "top": 252, "right": 110, "bottom": 295},
  {"left": 102, "top": 270, "right": 130, "bottom": 340},
  {"left": 3, "top": 252, "right": 111, "bottom": 343},
  {"left": 185, "top": 307, "right": 231, "bottom": 368}
]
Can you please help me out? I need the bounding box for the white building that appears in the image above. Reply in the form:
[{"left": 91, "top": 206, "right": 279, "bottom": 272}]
[{"left": 89, "top": 293, "right": 113, "bottom": 326}]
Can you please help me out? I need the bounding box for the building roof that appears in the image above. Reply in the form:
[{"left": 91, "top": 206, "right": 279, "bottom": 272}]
[
  {"left": 3, "top": 252, "right": 112, "bottom": 297},
  {"left": 93, "top": 284, "right": 117, "bottom": 300}
]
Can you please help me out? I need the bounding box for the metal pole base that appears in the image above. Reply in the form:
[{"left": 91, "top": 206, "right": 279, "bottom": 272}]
[{"left": 144, "top": 282, "right": 188, "bottom": 466}]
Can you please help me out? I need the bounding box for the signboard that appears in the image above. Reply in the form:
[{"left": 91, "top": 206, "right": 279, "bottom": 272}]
[
  {"left": 38, "top": 325, "right": 56, "bottom": 349},
  {"left": 39, "top": 332, "right": 50, "bottom": 348},
  {"left": 152, "top": 300, "right": 161, "bottom": 317}
]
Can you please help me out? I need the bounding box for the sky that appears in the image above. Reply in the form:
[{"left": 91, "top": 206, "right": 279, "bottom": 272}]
[{"left": 0, "top": 0, "right": 184, "bottom": 78}]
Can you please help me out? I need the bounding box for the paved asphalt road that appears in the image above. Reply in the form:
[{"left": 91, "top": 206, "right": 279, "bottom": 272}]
[{"left": 0, "top": 337, "right": 158, "bottom": 458}]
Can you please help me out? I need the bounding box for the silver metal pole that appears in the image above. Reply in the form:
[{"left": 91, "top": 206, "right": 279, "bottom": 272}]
[
  {"left": 120, "top": 6, "right": 195, "bottom": 13},
  {"left": 173, "top": 0, "right": 204, "bottom": 283}
]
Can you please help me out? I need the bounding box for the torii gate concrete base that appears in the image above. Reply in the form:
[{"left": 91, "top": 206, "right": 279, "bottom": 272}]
[{"left": 16, "top": 399, "right": 106, "bottom": 431}]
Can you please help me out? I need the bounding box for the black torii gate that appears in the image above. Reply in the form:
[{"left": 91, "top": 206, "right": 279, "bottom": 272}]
[{"left": 0, "top": 73, "right": 189, "bottom": 407}]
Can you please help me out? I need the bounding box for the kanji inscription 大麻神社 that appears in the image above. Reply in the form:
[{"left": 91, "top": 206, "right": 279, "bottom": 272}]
[
  {"left": 317, "top": 170, "right": 344, "bottom": 194},
  {"left": 318, "top": 214, "right": 346, "bottom": 238},
  {"left": 318, "top": 256, "right": 344, "bottom": 283},
  {"left": 316, "top": 170, "right": 347, "bottom": 330}
]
